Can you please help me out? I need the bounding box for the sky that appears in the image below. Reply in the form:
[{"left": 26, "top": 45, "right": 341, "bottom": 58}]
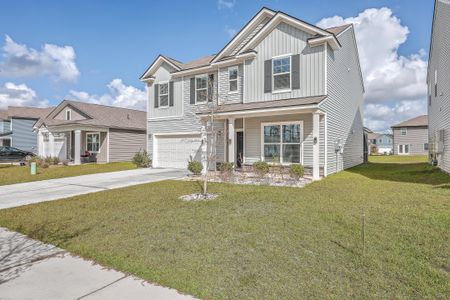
[{"left": 0, "top": 0, "right": 434, "bottom": 132}]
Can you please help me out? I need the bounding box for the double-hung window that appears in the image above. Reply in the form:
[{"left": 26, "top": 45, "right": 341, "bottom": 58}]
[
  {"left": 262, "top": 122, "right": 302, "bottom": 164},
  {"left": 86, "top": 133, "right": 100, "bottom": 153},
  {"left": 229, "top": 67, "right": 238, "bottom": 93},
  {"left": 400, "top": 128, "right": 407, "bottom": 136},
  {"left": 159, "top": 83, "right": 169, "bottom": 107},
  {"left": 273, "top": 56, "right": 291, "bottom": 91},
  {"left": 66, "top": 109, "right": 71, "bottom": 120},
  {"left": 195, "top": 75, "right": 208, "bottom": 103}
]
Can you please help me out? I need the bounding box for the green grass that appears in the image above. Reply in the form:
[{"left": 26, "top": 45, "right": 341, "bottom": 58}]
[
  {"left": 369, "top": 155, "right": 428, "bottom": 164},
  {"left": 0, "top": 162, "right": 136, "bottom": 185},
  {"left": 0, "top": 158, "right": 449, "bottom": 299}
]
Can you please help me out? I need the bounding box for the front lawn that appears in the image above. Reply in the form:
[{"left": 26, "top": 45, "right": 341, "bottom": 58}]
[
  {"left": 0, "top": 162, "right": 136, "bottom": 186},
  {"left": 369, "top": 154, "right": 427, "bottom": 164},
  {"left": 0, "top": 158, "right": 449, "bottom": 298}
]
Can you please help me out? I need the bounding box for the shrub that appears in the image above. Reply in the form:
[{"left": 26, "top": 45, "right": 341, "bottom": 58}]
[
  {"left": 289, "top": 164, "right": 304, "bottom": 180},
  {"left": 44, "top": 156, "right": 53, "bottom": 165},
  {"left": 187, "top": 160, "right": 203, "bottom": 175},
  {"left": 218, "top": 162, "right": 234, "bottom": 181},
  {"left": 51, "top": 156, "right": 60, "bottom": 165},
  {"left": 40, "top": 162, "right": 50, "bottom": 169},
  {"left": 253, "top": 161, "right": 269, "bottom": 178},
  {"left": 132, "top": 150, "right": 151, "bottom": 168},
  {"left": 62, "top": 160, "right": 70, "bottom": 166}
]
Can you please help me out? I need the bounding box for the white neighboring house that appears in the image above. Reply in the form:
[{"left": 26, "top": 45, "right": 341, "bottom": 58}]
[
  {"left": 428, "top": 0, "right": 450, "bottom": 173},
  {"left": 141, "top": 7, "right": 365, "bottom": 180}
]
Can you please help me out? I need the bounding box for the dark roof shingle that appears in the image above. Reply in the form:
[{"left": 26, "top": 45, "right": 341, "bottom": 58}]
[{"left": 392, "top": 115, "right": 428, "bottom": 128}]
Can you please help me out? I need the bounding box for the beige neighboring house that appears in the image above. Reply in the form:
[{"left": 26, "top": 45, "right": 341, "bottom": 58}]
[
  {"left": 392, "top": 115, "right": 428, "bottom": 156},
  {"left": 34, "top": 100, "right": 146, "bottom": 164}
]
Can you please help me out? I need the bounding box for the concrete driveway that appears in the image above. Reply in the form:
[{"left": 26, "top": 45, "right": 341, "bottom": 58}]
[
  {"left": 0, "top": 168, "right": 187, "bottom": 209},
  {"left": 0, "top": 228, "right": 196, "bottom": 300}
]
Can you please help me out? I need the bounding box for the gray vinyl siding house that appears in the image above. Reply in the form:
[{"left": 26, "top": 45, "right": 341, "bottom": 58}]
[
  {"left": 35, "top": 100, "right": 146, "bottom": 164},
  {"left": 392, "top": 115, "right": 428, "bottom": 156},
  {"left": 141, "top": 8, "right": 365, "bottom": 180},
  {"left": 0, "top": 107, "right": 53, "bottom": 153},
  {"left": 428, "top": 0, "right": 450, "bottom": 173}
]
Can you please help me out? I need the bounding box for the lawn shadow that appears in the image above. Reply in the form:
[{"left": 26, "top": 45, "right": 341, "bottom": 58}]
[{"left": 347, "top": 162, "right": 450, "bottom": 186}]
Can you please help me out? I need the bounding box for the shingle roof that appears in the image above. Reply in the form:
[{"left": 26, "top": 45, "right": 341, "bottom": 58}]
[
  {"left": 391, "top": 115, "right": 428, "bottom": 128},
  {"left": 326, "top": 24, "right": 352, "bottom": 35},
  {"left": 7, "top": 106, "right": 54, "bottom": 119},
  {"left": 40, "top": 100, "right": 146, "bottom": 131},
  {"left": 196, "top": 95, "right": 326, "bottom": 115},
  {"left": 164, "top": 55, "right": 216, "bottom": 71},
  {"left": 368, "top": 133, "right": 380, "bottom": 140},
  {"left": 0, "top": 110, "right": 8, "bottom": 120}
]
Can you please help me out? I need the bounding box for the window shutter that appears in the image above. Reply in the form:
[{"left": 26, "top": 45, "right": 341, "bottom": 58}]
[
  {"left": 190, "top": 78, "right": 195, "bottom": 104},
  {"left": 264, "top": 59, "right": 272, "bottom": 93},
  {"left": 208, "top": 74, "right": 214, "bottom": 102},
  {"left": 291, "top": 54, "right": 300, "bottom": 90},
  {"left": 154, "top": 84, "right": 159, "bottom": 108},
  {"left": 169, "top": 81, "right": 174, "bottom": 106}
]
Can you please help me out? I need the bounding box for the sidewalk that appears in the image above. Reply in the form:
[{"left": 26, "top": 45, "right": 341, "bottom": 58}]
[{"left": 0, "top": 228, "right": 197, "bottom": 300}]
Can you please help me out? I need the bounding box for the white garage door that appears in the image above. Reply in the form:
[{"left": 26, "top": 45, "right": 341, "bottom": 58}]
[{"left": 155, "top": 134, "right": 202, "bottom": 169}]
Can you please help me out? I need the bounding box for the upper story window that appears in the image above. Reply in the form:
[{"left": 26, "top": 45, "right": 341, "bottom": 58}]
[
  {"left": 434, "top": 69, "right": 438, "bottom": 97},
  {"left": 66, "top": 109, "right": 71, "bottom": 120},
  {"left": 273, "top": 56, "right": 291, "bottom": 91},
  {"left": 196, "top": 75, "right": 208, "bottom": 103},
  {"left": 428, "top": 83, "right": 432, "bottom": 106},
  {"left": 229, "top": 67, "right": 238, "bottom": 93},
  {"left": 400, "top": 128, "right": 407, "bottom": 136},
  {"left": 159, "top": 83, "right": 169, "bottom": 107}
]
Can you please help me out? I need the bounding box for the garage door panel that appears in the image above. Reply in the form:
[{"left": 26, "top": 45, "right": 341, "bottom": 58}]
[{"left": 156, "top": 134, "right": 202, "bottom": 169}]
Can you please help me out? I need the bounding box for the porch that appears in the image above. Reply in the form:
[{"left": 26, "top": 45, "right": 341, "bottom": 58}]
[
  {"left": 38, "top": 127, "right": 108, "bottom": 165},
  {"left": 200, "top": 105, "right": 327, "bottom": 181}
]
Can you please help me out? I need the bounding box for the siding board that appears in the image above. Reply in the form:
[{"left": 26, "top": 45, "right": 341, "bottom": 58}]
[{"left": 109, "top": 129, "right": 146, "bottom": 162}]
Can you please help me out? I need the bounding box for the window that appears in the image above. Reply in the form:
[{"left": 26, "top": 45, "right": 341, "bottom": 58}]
[
  {"left": 272, "top": 56, "right": 291, "bottom": 91},
  {"left": 428, "top": 83, "right": 432, "bottom": 106},
  {"left": 228, "top": 67, "right": 238, "bottom": 93},
  {"left": 195, "top": 75, "right": 208, "bottom": 103},
  {"left": 86, "top": 133, "right": 100, "bottom": 153},
  {"left": 379, "top": 139, "right": 382, "bottom": 144},
  {"left": 400, "top": 128, "right": 407, "bottom": 136},
  {"left": 159, "top": 83, "right": 169, "bottom": 107},
  {"left": 434, "top": 69, "right": 438, "bottom": 97},
  {"left": 66, "top": 110, "right": 71, "bottom": 120},
  {"left": 398, "top": 144, "right": 409, "bottom": 155},
  {"left": 424, "top": 143, "right": 429, "bottom": 151},
  {"left": 262, "top": 122, "right": 302, "bottom": 164}
]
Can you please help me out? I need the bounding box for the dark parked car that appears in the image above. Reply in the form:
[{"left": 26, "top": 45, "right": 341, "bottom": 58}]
[{"left": 0, "top": 146, "right": 35, "bottom": 162}]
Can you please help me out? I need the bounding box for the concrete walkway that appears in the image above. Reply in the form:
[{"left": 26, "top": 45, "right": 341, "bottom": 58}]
[
  {"left": 0, "top": 168, "right": 187, "bottom": 209},
  {"left": 0, "top": 228, "right": 197, "bottom": 300}
]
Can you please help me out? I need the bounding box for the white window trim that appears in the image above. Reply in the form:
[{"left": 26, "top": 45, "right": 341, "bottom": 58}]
[
  {"left": 228, "top": 66, "right": 239, "bottom": 94},
  {"left": 195, "top": 75, "right": 208, "bottom": 104},
  {"left": 400, "top": 127, "right": 407, "bottom": 136},
  {"left": 398, "top": 144, "right": 410, "bottom": 155},
  {"left": 86, "top": 132, "right": 101, "bottom": 153},
  {"left": 158, "top": 81, "right": 169, "bottom": 108},
  {"left": 260, "top": 120, "right": 304, "bottom": 165},
  {"left": 66, "top": 109, "right": 72, "bottom": 121},
  {"left": 272, "top": 55, "right": 292, "bottom": 94}
]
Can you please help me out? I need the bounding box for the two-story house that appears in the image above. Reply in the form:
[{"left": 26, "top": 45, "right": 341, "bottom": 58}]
[
  {"left": 0, "top": 106, "right": 53, "bottom": 153},
  {"left": 428, "top": 0, "right": 450, "bottom": 173},
  {"left": 392, "top": 115, "right": 428, "bottom": 156},
  {"left": 368, "top": 132, "right": 393, "bottom": 155},
  {"left": 141, "top": 8, "right": 365, "bottom": 180}
]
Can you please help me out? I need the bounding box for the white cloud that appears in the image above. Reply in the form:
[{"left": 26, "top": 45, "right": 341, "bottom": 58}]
[
  {"left": 0, "top": 82, "right": 49, "bottom": 110},
  {"left": 317, "top": 8, "right": 427, "bottom": 132},
  {"left": 69, "top": 79, "right": 147, "bottom": 110},
  {"left": 225, "top": 26, "right": 238, "bottom": 38},
  {"left": 217, "top": 0, "right": 235, "bottom": 10},
  {"left": 0, "top": 35, "right": 80, "bottom": 82}
]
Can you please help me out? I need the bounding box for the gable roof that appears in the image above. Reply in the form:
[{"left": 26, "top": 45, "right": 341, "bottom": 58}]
[
  {"left": 38, "top": 100, "right": 146, "bottom": 131},
  {"left": 0, "top": 106, "right": 53, "bottom": 120},
  {"left": 141, "top": 7, "right": 348, "bottom": 79},
  {"left": 391, "top": 115, "right": 428, "bottom": 128}
]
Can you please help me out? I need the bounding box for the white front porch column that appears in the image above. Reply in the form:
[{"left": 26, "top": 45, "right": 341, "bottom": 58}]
[
  {"left": 201, "top": 120, "right": 208, "bottom": 175},
  {"left": 48, "top": 132, "right": 55, "bottom": 157},
  {"left": 228, "top": 118, "right": 235, "bottom": 166},
  {"left": 312, "top": 112, "right": 320, "bottom": 180},
  {"left": 37, "top": 131, "right": 44, "bottom": 156},
  {"left": 74, "top": 129, "right": 81, "bottom": 165}
]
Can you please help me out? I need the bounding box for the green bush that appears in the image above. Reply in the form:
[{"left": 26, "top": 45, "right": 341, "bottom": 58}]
[
  {"left": 289, "top": 164, "right": 304, "bottom": 180},
  {"left": 253, "top": 161, "right": 269, "bottom": 177},
  {"left": 132, "top": 150, "right": 151, "bottom": 168},
  {"left": 218, "top": 162, "right": 234, "bottom": 173},
  {"left": 51, "top": 157, "right": 60, "bottom": 165},
  {"left": 188, "top": 160, "right": 203, "bottom": 175}
]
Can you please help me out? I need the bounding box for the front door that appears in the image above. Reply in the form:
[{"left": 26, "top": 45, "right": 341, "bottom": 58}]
[{"left": 236, "top": 131, "right": 244, "bottom": 168}]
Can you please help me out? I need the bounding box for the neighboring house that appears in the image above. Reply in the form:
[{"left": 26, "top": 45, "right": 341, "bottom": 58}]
[
  {"left": 392, "top": 115, "right": 428, "bottom": 156},
  {"left": 428, "top": 0, "right": 450, "bottom": 173},
  {"left": 367, "top": 132, "right": 393, "bottom": 155},
  {"left": 34, "top": 100, "right": 146, "bottom": 164},
  {"left": 141, "top": 7, "right": 365, "bottom": 180},
  {"left": 0, "top": 106, "right": 53, "bottom": 153}
]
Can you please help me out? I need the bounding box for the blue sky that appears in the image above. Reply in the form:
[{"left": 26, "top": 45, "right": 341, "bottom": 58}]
[{"left": 0, "top": 0, "right": 435, "bottom": 131}]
